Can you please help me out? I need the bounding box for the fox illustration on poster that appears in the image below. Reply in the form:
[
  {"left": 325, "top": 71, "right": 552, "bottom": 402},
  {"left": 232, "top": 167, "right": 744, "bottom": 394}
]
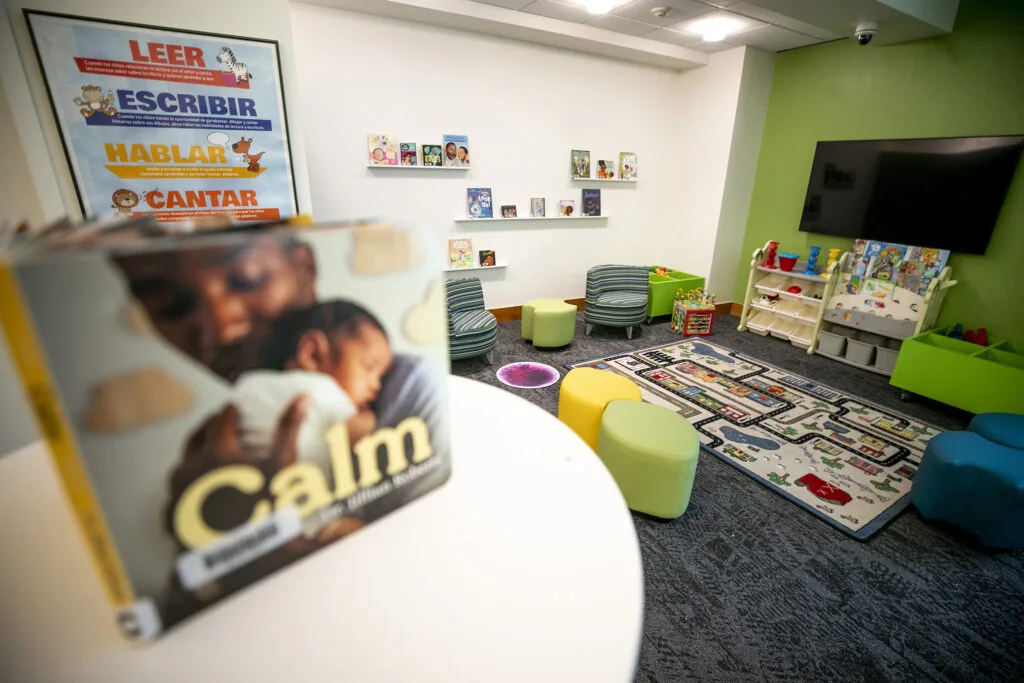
[{"left": 25, "top": 11, "right": 298, "bottom": 223}]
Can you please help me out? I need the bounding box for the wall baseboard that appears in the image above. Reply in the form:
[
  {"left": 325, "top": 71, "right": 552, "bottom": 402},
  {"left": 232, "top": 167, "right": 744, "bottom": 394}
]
[
  {"left": 489, "top": 298, "right": 585, "bottom": 323},
  {"left": 487, "top": 299, "right": 737, "bottom": 321}
]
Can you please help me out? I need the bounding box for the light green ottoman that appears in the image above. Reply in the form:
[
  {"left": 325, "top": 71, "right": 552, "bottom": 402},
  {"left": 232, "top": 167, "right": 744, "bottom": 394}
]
[
  {"left": 522, "top": 299, "right": 577, "bottom": 348},
  {"left": 597, "top": 400, "right": 700, "bottom": 518}
]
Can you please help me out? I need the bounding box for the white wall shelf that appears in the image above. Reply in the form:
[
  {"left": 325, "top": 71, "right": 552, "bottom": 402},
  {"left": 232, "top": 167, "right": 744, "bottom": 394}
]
[
  {"left": 367, "top": 165, "right": 469, "bottom": 171},
  {"left": 454, "top": 216, "right": 606, "bottom": 223},
  {"left": 570, "top": 178, "right": 636, "bottom": 183},
  {"left": 443, "top": 264, "right": 507, "bottom": 273}
]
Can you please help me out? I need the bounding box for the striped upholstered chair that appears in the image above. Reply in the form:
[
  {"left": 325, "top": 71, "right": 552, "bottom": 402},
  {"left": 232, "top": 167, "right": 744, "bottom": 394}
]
[
  {"left": 445, "top": 277, "right": 498, "bottom": 364},
  {"left": 584, "top": 265, "right": 649, "bottom": 339}
]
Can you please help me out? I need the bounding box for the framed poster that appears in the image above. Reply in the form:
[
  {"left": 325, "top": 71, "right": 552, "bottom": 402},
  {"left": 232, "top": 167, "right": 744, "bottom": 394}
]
[{"left": 24, "top": 11, "right": 298, "bottom": 223}]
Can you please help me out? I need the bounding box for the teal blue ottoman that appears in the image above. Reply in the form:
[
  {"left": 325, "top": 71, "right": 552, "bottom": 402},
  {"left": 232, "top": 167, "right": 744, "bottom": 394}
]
[{"left": 913, "top": 430, "right": 1024, "bottom": 549}]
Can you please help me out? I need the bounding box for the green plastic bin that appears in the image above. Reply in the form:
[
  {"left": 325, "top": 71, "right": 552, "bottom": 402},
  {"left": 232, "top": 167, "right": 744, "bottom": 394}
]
[
  {"left": 889, "top": 328, "right": 1024, "bottom": 415},
  {"left": 647, "top": 268, "right": 705, "bottom": 321}
]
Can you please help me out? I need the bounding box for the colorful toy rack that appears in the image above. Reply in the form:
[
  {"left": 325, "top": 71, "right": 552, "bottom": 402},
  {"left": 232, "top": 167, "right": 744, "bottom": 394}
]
[
  {"left": 672, "top": 289, "right": 716, "bottom": 337},
  {"left": 737, "top": 240, "right": 844, "bottom": 353}
]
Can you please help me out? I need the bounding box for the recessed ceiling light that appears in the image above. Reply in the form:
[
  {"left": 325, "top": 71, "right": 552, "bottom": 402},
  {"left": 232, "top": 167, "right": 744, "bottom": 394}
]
[{"left": 669, "top": 10, "right": 765, "bottom": 41}]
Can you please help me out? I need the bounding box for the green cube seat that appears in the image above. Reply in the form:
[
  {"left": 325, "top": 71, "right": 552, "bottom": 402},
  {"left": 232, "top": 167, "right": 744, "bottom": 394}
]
[
  {"left": 597, "top": 400, "right": 700, "bottom": 518},
  {"left": 522, "top": 298, "right": 577, "bottom": 348}
]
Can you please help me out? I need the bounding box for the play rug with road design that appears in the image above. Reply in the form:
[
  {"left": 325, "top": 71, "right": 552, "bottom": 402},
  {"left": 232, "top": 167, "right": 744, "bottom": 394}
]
[{"left": 570, "top": 339, "right": 941, "bottom": 539}]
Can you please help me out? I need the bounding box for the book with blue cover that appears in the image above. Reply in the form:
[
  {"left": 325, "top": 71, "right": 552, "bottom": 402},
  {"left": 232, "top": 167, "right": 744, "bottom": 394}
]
[
  {"left": 443, "top": 134, "right": 470, "bottom": 167},
  {"left": 467, "top": 188, "right": 493, "bottom": 218}
]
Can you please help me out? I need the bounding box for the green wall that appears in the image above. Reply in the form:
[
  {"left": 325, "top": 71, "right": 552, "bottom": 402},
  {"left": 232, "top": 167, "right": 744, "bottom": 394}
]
[{"left": 734, "top": 0, "right": 1024, "bottom": 340}]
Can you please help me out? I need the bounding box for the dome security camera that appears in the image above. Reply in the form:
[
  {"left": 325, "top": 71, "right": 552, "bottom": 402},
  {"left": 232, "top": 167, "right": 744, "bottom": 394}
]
[{"left": 855, "top": 21, "right": 878, "bottom": 46}]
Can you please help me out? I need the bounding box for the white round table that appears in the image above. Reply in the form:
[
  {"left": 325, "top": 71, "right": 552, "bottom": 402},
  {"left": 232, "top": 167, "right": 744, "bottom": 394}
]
[{"left": 0, "top": 376, "right": 643, "bottom": 683}]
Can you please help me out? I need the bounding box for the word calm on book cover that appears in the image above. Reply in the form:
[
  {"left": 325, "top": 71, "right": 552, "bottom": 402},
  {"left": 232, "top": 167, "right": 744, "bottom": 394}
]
[{"left": 0, "top": 221, "right": 452, "bottom": 641}]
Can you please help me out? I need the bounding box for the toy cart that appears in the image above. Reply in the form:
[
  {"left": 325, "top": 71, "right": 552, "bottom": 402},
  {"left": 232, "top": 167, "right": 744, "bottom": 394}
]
[{"left": 671, "top": 288, "right": 715, "bottom": 337}]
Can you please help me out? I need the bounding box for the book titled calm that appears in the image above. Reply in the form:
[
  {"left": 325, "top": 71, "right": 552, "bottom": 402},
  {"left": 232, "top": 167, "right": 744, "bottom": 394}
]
[{"left": 0, "top": 221, "right": 452, "bottom": 641}]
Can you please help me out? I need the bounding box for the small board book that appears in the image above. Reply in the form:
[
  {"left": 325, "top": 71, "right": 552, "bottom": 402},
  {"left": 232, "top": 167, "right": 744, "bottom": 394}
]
[
  {"left": 0, "top": 220, "right": 452, "bottom": 641},
  {"left": 619, "top": 152, "right": 637, "bottom": 180},
  {"left": 400, "top": 142, "right": 418, "bottom": 165},
  {"left": 479, "top": 249, "right": 496, "bottom": 267},
  {"left": 571, "top": 150, "right": 591, "bottom": 179},
  {"left": 596, "top": 158, "right": 617, "bottom": 179},
  {"left": 531, "top": 198, "right": 546, "bottom": 218},
  {"left": 421, "top": 144, "right": 443, "bottom": 167},
  {"left": 559, "top": 199, "right": 576, "bottom": 217},
  {"left": 501, "top": 205, "right": 517, "bottom": 218},
  {"left": 367, "top": 134, "right": 398, "bottom": 165},
  {"left": 448, "top": 238, "right": 473, "bottom": 268},
  {"left": 467, "top": 188, "right": 493, "bottom": 218},
  {"left": 442, "top": 134, "right": 470, "bottom": 167},
  {"left": 582, "top": 189, "right": 601, "bottom": 216}
]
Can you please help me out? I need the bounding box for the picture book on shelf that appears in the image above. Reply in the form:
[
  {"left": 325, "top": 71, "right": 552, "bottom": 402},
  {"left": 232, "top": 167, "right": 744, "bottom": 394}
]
[
  {"left": 422, "top": 144, "right": 443, "bottom": 167},
  {"left": 448, "top": 238, "right": 473, "bottom": 269},
  {"left": 501, "top": 205, "right": 517, "bottom": 218},
  {"left": 0, "top": 220, "right": 452, "bottom": 642},
  {"left": 467, "top": 188, "right": 493, "bottom": 218},
  {"left": 367, "top": 134, "right": 398, "bottom": 165},
  {"left": 558, "top": 200, "right": 576, "bottom": 217},
  {"left": 619, "top": 152, "right": 637, "bottom": 180},
  {"left": 582, "top": 189, "right": 601, "bottom": 216},
  {"left": 479, "top": 250, "right": 496, "bottom": 267},
  {"left": 531, "top": 198, "right": 546, "bottom": 218},
  {"left": 443, "top": 135, "right": 470, "bottom": 167},
  {"left": 400, "top": 142, "right": 418, "bottom": 166},
  {"left": 571, "top": 150, "right": 591, "bottom": 179},
  {"left": 596, "top": 158, "right": 617, "bottom": 179}
]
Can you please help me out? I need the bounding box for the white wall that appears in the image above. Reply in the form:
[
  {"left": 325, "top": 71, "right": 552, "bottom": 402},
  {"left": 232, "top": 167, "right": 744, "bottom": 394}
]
[
  {"left": 708, "top": 47, "right": 775, "bottom": 298},
  {"left": 1, "top": 0, "right": 313, "bottom": 221},
  {"left": 0, "top": 0, "right": 311, "bottom": 454},
  {"left": 291, "top": 2, "right": 756, "bottom": 308}
]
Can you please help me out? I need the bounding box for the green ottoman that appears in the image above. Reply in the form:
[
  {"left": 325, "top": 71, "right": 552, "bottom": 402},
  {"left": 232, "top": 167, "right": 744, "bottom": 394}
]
[
  {"left": 597, "top": 400, "right": 700, "bottom": 518},
  {"left": 522, "top": 299, "right": 577, "bottom": 348}
]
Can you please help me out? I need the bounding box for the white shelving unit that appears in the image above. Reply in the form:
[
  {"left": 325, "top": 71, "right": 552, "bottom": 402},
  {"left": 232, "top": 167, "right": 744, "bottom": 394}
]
[
  {"left": 367, "top": 165, "right": 469, "bottom": 171},
  {"left": 453, "top": 216, "right": 606, "bottom": 223},
  {"left": 570, "top": 178, "right": 636, "bottom": 183},
  {"left": 443, "top": 264, "right": 507, "bottom": 273},
  {"left": 737, "top": 241, "right": 844, "bottom": 354}
]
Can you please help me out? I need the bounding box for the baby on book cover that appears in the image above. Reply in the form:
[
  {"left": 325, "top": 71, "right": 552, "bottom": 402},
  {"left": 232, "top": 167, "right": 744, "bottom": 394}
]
[{"left": 7, "top": 222, "right": 451, "bottom": 639}]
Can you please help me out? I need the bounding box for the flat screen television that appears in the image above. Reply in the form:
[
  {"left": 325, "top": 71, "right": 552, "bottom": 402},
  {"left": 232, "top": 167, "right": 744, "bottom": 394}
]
[{"left": 798, "top": 135, "right": 1024, "bottom": 254}]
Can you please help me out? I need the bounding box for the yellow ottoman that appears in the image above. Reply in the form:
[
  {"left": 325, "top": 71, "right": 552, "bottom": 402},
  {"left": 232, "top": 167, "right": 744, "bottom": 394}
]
[
  {"left": 522, "top": 299, "right": 577, "bottom": 348},
  {"left": 558, "top": 367, "right": 642, "bottom": 450}
]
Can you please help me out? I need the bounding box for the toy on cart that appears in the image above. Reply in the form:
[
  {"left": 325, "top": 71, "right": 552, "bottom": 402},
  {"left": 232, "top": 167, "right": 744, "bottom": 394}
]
[{"left": 671, "top": 288, "right": 716, "bottom": 337}]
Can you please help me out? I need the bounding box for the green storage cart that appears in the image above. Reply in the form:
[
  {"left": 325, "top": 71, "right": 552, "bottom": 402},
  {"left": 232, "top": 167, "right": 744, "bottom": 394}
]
[
  {"left": 889, "top": 327, "right": 1024, "bottom": 415},
  {"left": 647, "top": 268, "right": 705, "bottom": 323}
]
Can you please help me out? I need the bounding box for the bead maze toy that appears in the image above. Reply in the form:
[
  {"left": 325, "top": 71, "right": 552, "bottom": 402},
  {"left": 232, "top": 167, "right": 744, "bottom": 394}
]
[{"left": 671, "top": 288, "right": 716, "bottom": 337}]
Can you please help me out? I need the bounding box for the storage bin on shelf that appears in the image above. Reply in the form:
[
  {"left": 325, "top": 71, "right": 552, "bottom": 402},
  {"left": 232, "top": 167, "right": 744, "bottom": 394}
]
[
  {"left": 746, "top": 310, "right": 775, "bottom": 335},
  {"left": 769, "top": 316, "right": 798, "bottom": 341},
  {"left": 874, "top": 338, "right": 902, "bottom": 374},
  {"left": 844, "top": 332, "right": 876, "bottom": 366},
  {"left": 817, "top": 324, "right": 851, "bottom": 356},
  {"left": 789, "top": 322, "right": 815, "bottom": 349}
]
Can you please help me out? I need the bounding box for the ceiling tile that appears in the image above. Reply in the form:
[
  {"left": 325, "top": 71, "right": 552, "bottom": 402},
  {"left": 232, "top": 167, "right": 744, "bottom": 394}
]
[
  {"left": 686, "top": 38, "right": 741, "bottom": 53},
  {"left": 697, "top": 0, "right": 745, "bottom": 7},
  {"left": 667, "top": 9, "right": 765, "bottom": 37},
  {"left": 520, "top": 0, "right": 593, "bottom": 23},
  {"left": 470, "top": 0, "right": 536, "bottom": 9},
  {"left": 612, "top": 0, "right": 713, "bottom": 28},
  {"left": 773, "top": 16, "right": 842, "bottom": 41},
  {"left": 645, "top": 27, "right": 704, "bottom": 46},
  {"left": 725, "top": 1, "right": 789, "bottom": 24},
  {"left": 736, "top": 24, "right": 820, "bottom": 51},
  {"left": 586, "top": 13, "right": 661, "bottom": 36}
]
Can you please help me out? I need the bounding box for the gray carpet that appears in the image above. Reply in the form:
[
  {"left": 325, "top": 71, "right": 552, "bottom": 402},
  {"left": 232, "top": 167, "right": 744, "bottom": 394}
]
[{"left": 450, "top": 313, "right": 1024, "bottom": 683}]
